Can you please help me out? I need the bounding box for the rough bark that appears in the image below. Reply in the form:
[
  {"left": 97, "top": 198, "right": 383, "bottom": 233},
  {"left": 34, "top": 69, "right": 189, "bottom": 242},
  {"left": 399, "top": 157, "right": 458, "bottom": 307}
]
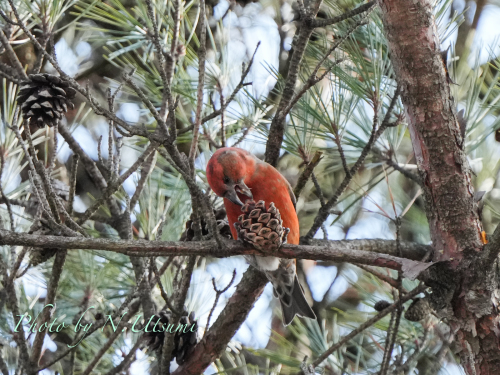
[
  {"left": 171, "top": 267, "right": 268, "bottom": 375},
  {"left": 379, "top": 1, "right": 500, "bottom": 374},
  {"left": 0, "top": 229, "right": 430, "bottom": 267}
]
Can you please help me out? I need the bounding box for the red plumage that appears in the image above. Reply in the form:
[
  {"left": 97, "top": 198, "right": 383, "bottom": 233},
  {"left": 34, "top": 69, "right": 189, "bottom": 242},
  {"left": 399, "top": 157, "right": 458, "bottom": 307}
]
[{"left": 206, "top": 147, "right": 316, "bottom": 325}]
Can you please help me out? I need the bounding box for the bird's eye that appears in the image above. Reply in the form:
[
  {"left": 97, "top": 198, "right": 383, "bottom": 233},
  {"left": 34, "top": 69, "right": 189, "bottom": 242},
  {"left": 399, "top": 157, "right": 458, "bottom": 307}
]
[{"left": 223, "top": 176, "right": 230, "bottom": 184}]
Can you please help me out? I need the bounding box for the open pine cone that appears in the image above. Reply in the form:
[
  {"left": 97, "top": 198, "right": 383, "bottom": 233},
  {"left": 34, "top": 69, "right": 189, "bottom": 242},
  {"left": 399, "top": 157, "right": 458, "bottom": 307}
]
[
  {"left": 172, "top": 312, "right": 198, "bottom": 365},
  {"left": 234, "top": 200, "right": 289, "bottom": 251},
  {"left": 144, "top": 310, "right": 198, "bottom": 365},
  {"left": 180, "top": 207, "right": 231, "bottom": 241},
  {"left": 17, "top": 73, "right": 76, "bottom": 128}
]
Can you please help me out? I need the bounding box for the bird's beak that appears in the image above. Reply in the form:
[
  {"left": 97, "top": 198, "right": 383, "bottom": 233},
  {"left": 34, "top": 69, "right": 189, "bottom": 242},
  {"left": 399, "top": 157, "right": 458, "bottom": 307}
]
[
  {"left": 225, "top": 180, "right": 252, "bottom": 206},
  {"left": 235, "top": 180, "right": 253, "bottom": 199},
  {"left": 225, "top": 188, "right": 244, "bottom": 206}
]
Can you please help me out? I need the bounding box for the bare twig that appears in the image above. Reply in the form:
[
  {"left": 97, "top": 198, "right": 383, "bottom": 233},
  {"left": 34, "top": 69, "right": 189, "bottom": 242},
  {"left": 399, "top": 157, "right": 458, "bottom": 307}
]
[
  {"left": 144, "top": 0, "right": 168, "bottom": 86},
  {"left": 166, "top": 0, "right": 182, "bottom": 84},
  {"left": 0, "top": 152, "right": 14, "bottom": 232},
  {"left": 104, "top": 336, "right": 144, "bottom": 375},
  {"left": 130, "top": 150, "right": 156, "bottom": 209},
  {"left": 80, "top": 307, "right": 141, "bottom": 375},
  {"left": 38, "top": 300, "right": 142, "bottom": 371},
  {"left": 294, "top": 151, "right": 323, "bottom": 199},
  {"left": 380, "top": 217, "right": 404, "bottom": 375},
  {"left": 309, "top": 284, "right": 426, "bottom": 368},
  {"left": 151, "top": 259, "right": 179, "bottom": 314},
  {"left": 356, "top": 264, "right": 401, "bottom": 289},
  {"left": 311, "top": 172, "right": 326, "bottom": 207},
  {"left": 386, "top": 158, "right": 423, "bottom": 186},
  {"left": 305, "top": 86, "right": 401, "bottom": 240},
  {"left": 200, "top": 43, "right": 260, "bottom": 125},
  {"left": 331, "top": 123, "right": 350, "bottom": 178},
  {"left": 171, "top": 267, "right": 268, "bottom": 375},
  {"left": 160, "top": 256, "right": 196, "bottom": 374},
  {"left": 311, "top": 1, "right": 376, "bottom": 28},
  {"left": 68, "top": 154, "right": 79, "bottom": 216},
  {"left": 77, "top": 142, "right": 157, "bottom": 225},
  {"left": 0, "top": 67, "right": 22, "bottom": 84},
  {"left": 392, "top": 327, "right": 430, "bottom": 373},
  {"left": 188, "top": 0, "right": 207, "bottom": 174},
  {"left": 204, "top": 269, "right": 237, "bottom": 337},
  {"left": 30, "top": 250, "right": 67, "bottom": 367},
  {"left": 0, "top": 29, "right": 28, "bottom": 80}
]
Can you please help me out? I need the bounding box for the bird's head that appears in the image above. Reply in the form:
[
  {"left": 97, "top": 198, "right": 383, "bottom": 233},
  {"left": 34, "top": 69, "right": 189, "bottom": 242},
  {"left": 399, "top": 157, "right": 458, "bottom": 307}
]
[{"left": 206, "top": 147, "right": 255, "bottom": 206}]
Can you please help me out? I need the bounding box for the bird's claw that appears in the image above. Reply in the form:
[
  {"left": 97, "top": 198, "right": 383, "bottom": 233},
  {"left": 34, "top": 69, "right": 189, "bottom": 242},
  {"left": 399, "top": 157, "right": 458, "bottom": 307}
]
[{"left": 282, "top": 227, "right": 290, "bottom": 245}]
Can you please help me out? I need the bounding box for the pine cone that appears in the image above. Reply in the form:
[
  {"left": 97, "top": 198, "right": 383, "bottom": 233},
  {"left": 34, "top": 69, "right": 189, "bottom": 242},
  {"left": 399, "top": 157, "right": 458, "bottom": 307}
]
[
  {"left": 17, "top": 74, "right": 76, "bottom": 128},
  {"left": 144, "top": 310, "right": 198, "bottom": 364},
  {"left": 180, "top": 208, "right": 231, "bottom": 241},
  {"left": 374, "top": 300, "right": 391, "bottom": 312},
  {"left": 144, "top": 310, "right": 172, "bottom": 351},
  {"left": 171, "top": 311, "right": 198, "bottom": 365},
  {"left": 404, "top": 298, "right": 431, "bottom": 322},
  {"left": 234, "top": 200, "right": 289, "bottom": 251},
  {"left": 30, "top": 248, "right": 58, "bottom": 266}
]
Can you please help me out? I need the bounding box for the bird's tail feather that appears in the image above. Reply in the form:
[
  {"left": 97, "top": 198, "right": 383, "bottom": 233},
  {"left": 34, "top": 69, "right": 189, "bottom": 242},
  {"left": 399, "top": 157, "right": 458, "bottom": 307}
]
[{"left": 278, "top": 275, "right": 316, "bottom": 326}]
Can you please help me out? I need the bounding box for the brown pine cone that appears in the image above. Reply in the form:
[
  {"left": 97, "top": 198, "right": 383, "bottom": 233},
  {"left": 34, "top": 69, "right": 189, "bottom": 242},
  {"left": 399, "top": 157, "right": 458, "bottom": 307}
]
[
  {"left": 374, "top": 300, "right": 391, "bottom": 312},
  {"left": 234, "top": 200, "right": 289, "bottom": 251},
  {"left": 171, "top": 311, "right": 198, "bottom": 365},
  {"left": 17, "top": 73, "right": 76, "bottom": 128},
  {"left": 180, "top": 208, "right": 231, "bottom": 241},
  {"left": 144, "top": 310, "right": 172, "bottom": 351},
  {"left": 404, "top": 298, "right": 431, "bottom": 322},
  {"left": 143, "top": 310, "right": 198, "bottom": 364}
]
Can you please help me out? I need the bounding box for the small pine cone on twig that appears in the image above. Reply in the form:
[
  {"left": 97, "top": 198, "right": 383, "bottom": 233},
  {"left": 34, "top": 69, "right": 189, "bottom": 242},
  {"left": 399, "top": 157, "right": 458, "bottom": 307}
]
[
  {"left": 404, "top": 298, "right": 431, "bottom": 322},
  {"left": 30, "top": 248, "right": 58, "bottom": 266},
  {"left": 180, "top": 208, "right": 231, "bottom": 241},
  {"left": 374, "top": 300, "right": 391, "bottom": 312},
  {"left": 234, "top": 200, "right": 289, "bottom": 251},
  {"left": 17, "top": 73, "right": 76, "bottom": 128},
  {"left": 143, "top": 310, "right": 198, "bottom": 364},
  {"left": 171, "top": 311, "right": 198, "bottom": 365},
  {"left": 144, "top": 310, "right": 172, "bottom": 351}
]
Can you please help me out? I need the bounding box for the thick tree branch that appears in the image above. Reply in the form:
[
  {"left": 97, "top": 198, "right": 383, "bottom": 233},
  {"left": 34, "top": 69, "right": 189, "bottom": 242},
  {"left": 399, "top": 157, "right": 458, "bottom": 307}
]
[
  {"left": 380, "top": 1, "right": 482, "bottom": 262},
  {"left": 0, "top": 229, "right": 431, "bottom": 267},
  {"left": 379, "top": 1, "right": 492, "bottom": 374},
  {"left": 171, "top": 267, "right": 268, "bottom": 375}
]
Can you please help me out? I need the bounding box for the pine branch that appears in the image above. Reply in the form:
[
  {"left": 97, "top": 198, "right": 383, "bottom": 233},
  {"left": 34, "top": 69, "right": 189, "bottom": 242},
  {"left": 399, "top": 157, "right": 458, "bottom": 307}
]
[
  {"left": 308, "top": 284, "right": 426, "bottom": 369},
  {"left": 104, "top": 336, "right": 144, "bottom": 375},
  {"left": 188, "top": 0, "right": 207, "bottom": 173},
  {"left": 305, "top": 86, "right": 400, "bottom": 240},
  {"left": 76, "top": 142, "right": 157, "bottom": 225},
  {"left": 0, "top": 230, "right": 433, "bottom": 270},
  {"left": 159, "top": 256, "right": 196, "bottom": 374},
  {"left": 171, "top": 267, "right": 268, "bottom": 375},
  {"left": 0, "top": 29, "right": 28, "bottom": 80},
  {"left": 30, "top": 250, "right": 68, "bottom": 368},
  {"left": 311, "top": 1, "right": 376, "bottom": 28},
  {"left": 200, "top": 42, "right": 260, "bottom": 124},
  {"left": 294, "top": 151, "right": 323, "bottom": 199}
]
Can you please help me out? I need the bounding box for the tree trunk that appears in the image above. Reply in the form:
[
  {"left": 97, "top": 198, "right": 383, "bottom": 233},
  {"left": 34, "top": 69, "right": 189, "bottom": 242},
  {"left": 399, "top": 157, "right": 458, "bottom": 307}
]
[{"left": 379, "top": 0, "right": 500, "bottom": 373}]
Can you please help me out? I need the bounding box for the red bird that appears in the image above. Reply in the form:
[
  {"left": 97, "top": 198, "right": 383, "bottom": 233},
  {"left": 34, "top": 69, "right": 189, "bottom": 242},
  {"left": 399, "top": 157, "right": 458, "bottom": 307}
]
[{"left": 206, "top": 147, "right": 316, "bottom": 325}]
